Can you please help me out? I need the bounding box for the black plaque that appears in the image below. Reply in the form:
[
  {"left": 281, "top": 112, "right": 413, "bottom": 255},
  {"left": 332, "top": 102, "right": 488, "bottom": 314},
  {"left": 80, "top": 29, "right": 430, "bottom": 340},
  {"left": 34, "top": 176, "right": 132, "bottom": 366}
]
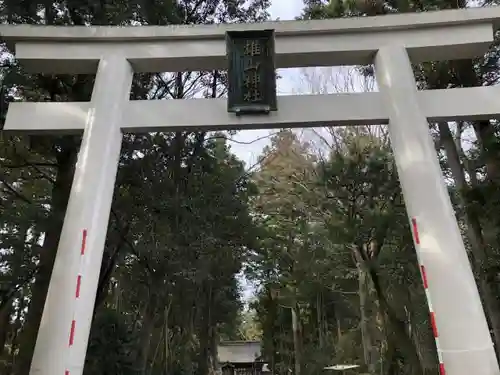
[{"left": 226, "top": 29, "right": 277, "bottom": 115}]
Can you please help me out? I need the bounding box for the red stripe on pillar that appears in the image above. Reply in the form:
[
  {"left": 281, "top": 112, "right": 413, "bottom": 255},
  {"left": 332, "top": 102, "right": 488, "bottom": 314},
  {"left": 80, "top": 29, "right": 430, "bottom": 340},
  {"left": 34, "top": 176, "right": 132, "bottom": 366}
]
[
  {"left": 75, "top": 275, "right": 82, "bottom": 298},
  {"left": 81, "top": 229, "right": 87, "bottom": 255},
  {"left": 439, "top": 363, "right": 446, "bottom": 375},
  {"left": 430, "top": 312, "right": 438, "bottom": 337},
  {"left": 411, "top": 218, "right": 420, "bottom": 244},
  {"left": 69, "top": 320, "right": 76, "bottom": 346},
  {"left": 420, "top": 265, "right": 428, "bottom": 289}
]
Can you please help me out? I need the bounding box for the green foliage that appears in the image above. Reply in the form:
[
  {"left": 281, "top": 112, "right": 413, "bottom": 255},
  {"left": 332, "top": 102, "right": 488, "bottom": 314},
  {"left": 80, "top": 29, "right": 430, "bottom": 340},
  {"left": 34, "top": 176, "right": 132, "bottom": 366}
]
[
  {"left": 85, "top": 308, "right": 139, "bottom": 375},
  {"left": 247, "top": 128, "right": 436, "bottom": 375}
]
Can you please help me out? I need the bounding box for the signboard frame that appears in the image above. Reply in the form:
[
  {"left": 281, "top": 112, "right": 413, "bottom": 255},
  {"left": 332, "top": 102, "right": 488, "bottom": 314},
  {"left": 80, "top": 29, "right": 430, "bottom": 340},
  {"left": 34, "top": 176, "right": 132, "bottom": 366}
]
[{"left": 226, "top": 29, "right": 277, "bottom": 115}]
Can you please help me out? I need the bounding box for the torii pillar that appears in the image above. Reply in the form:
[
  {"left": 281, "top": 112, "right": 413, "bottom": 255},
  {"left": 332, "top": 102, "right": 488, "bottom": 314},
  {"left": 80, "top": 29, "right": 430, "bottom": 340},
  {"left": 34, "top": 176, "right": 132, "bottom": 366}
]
[
  {"left": 1, "top": 6, "right": 500, "bottom": 375},
  {"left": 30, "top": 54, "right": 133, "bottom": 374}
]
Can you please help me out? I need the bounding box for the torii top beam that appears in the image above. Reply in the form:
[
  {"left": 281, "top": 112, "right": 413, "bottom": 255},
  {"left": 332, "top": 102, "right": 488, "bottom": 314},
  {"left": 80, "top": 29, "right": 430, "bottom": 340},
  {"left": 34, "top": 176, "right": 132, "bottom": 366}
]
[
  {"left": 1, "top": 6, "right": 500, "bottom": 73},
  {"left": 3, "top": 6, "right": 500, "bottom": 134}
]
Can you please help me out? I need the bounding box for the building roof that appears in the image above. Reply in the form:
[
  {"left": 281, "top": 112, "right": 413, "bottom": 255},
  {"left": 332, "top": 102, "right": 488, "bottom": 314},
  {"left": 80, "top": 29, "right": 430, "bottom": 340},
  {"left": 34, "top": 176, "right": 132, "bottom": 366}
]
[{"left": 217, "top": 341, "right": 262, "bottom": 364}]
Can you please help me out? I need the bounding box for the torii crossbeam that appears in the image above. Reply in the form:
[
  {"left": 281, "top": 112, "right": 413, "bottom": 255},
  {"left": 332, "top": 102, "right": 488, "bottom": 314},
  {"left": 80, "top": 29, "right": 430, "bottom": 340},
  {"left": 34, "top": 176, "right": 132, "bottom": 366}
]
[{"left": 2, "top": 6, "right": 500, "bottom": 375}]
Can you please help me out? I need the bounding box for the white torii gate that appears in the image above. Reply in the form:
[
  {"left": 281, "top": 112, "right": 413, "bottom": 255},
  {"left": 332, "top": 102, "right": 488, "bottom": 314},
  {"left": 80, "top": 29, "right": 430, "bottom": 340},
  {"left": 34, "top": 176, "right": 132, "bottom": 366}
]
[{"left": 2, "top": 6, "right": 500, "bottom": 375}]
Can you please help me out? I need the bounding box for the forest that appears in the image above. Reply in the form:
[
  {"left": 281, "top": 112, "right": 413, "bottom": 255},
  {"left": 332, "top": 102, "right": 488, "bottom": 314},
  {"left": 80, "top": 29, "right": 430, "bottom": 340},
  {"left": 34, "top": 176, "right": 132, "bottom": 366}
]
[{"left": 1, "top": 0, "right": 500, "bottom": 374}]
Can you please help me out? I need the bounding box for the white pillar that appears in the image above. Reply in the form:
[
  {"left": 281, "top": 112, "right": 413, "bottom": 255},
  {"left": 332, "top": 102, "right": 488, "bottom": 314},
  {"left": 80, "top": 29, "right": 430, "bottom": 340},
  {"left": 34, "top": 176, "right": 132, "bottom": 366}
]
[
  {"left": 30, "top": 55, "right": 133, "bottom": 375},
  {"left": 374, "top": 45, "right": 499, "bottom": 375}
]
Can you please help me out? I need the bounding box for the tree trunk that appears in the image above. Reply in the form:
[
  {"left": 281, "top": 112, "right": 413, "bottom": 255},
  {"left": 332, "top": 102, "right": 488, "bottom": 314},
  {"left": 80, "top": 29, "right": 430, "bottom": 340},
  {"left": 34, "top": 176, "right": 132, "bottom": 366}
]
[
  {"left": 8, "top": 292, "right": 26, "bottom": 375},
  {"left": 93, "top": 231, "right": 128, "bottom": 315},
  {"left": 164, "top": 302, "right": 171, "bottom": 375},
  {"left": 150, "top": 327, "right": 164, "bottom": 375},
  {"left": 198, "top": 282, "right": 213, "bottom": 375},
  {"left": 354, "top": 246, "right": 384, "bottom": 374},
  {"left": 358, "top": 266, "right": 374, "bottom": 371},
  {"left": 471, "top": 119, "right": 500, "bottom": 184},
  {"left": 316, "top": 292, "right": 324, "bottom": 349},
  {"left": 0, "top": 223, "right": 31, "bottom": 359},
  {"left": 291, "top": 305, "right": 301, "bottom": 375},
  {"left": 140, "top": 296, "right": 159, "bottom": 374},
  {"left": 267, "top": 288, "right": 278, "bottom": 375},
  {"left": 13, "top": 142, "right": 76, "bottom": 375},
  {"left": 209, "top": 319, "right": 219, "bottom": 375},
  {"left": 0, "top": 297, "right": 13, "bottom": 359},
  {"left": 368, "top": 265, "right": 424, "bottom": 375}
]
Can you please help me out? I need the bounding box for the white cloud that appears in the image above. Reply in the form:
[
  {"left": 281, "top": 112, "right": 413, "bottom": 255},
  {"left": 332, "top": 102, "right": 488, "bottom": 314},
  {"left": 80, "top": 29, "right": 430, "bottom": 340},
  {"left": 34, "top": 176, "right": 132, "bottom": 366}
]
[{"left": 269, "top": 0, "right": 304, "bottom": 20}]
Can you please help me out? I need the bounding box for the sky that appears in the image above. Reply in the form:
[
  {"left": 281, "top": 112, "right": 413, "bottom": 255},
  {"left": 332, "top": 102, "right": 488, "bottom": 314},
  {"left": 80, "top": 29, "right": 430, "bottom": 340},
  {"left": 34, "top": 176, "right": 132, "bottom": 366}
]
[
  {"left": 233, "top": 0, "right": 305, "bottom": 303},
  {"left": 228, "top": 0, "right": 305, "bottom": 168}
]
